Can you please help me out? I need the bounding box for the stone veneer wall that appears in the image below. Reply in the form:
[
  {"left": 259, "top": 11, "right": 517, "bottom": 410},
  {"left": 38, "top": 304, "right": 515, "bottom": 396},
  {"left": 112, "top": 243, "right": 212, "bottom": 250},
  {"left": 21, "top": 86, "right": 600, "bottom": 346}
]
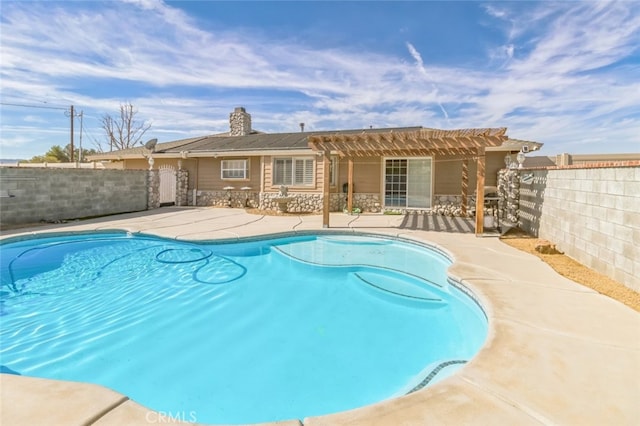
[
  {"left": 187, "top": 190, "right": 382, "bottom": 213},
  {"left": 497, "top": 169, "right": 521, "bottom": 224},
  {"left": 190, "top": 190, "right": 259, "bottom": 209},
  {"left": 0, "top": 167, "right": 148, "bottom": 226},
  {"left": 333, "top": 193, "right": 382, "bottom": 213},
  {"left": 188, "top": 190, "right": 499, "bottom": 217},
  {"left": 260, "top": 193, "right": 323, "bottom": 212},
  {"left": 147, "top": 170, "right": 160, "bottom": 209},
  {"left": 382, "top": 194, "right": 499, "bottom": 217},
  {"left": 189, "top": 190, "right": 503, "bottom": 216},
  {"left": 176, "top": 169, "right": 189, "bottom": 207},
  {"left": 518, "top": 162, "right": 640, "bottom": 291}
]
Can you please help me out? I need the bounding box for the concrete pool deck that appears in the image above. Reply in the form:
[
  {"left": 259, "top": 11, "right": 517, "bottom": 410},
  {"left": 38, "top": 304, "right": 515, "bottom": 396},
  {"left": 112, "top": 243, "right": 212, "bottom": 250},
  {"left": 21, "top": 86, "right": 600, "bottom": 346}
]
[{"left": 1, "top": 207, "right": 639, "bottom": 426}]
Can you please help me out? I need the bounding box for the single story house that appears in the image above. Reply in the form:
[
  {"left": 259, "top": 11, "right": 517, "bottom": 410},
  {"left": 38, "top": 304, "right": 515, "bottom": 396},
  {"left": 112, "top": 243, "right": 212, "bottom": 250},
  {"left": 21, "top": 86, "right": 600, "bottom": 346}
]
[{"left": 89, "top": 107, "right": 542, "bottom": 230}]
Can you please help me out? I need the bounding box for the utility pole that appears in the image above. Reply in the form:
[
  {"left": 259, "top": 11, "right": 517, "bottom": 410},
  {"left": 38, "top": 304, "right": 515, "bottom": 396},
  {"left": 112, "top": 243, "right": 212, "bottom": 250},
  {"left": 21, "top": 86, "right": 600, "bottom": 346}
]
[
  {"left": 78, "top": 111, "right": 84, "bottom": 163},
  {"left": 69, "top": 105, "right": 75, "bottom": 162}
]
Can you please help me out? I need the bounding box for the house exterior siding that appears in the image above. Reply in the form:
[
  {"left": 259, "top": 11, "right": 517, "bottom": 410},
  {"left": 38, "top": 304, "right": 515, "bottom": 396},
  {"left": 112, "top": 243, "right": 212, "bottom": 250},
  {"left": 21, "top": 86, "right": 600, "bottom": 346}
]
[
  {"left": 89, "top": 110, "right": 530, "bottom": 215},
  {"left": 433, "top": 153, "right": 504, "bottom": 195},
  {"left": 336, "top": 157, "right": 381, "bottom": 194},
  {"left": 105, "top": 150, "right": 509, "bottom": 212},
  {"left": 193, "top": 157, "right": 261, "bottom": 191}
]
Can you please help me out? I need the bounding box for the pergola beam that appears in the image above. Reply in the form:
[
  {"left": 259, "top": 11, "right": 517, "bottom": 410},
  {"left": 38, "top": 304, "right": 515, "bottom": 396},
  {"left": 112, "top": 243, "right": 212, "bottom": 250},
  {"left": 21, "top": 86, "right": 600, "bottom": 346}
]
[
  {"left": 309, "top": 127, "right": 508, "bottom": 233},
  {"left": 309, "top": 128, "right": 507, "bottom": 149},
  {"left": 333, "top": 148, "right": 481, "bottom": 158},
  {"left": 308, "top": 137, "right": 507, "bottom": 155}
]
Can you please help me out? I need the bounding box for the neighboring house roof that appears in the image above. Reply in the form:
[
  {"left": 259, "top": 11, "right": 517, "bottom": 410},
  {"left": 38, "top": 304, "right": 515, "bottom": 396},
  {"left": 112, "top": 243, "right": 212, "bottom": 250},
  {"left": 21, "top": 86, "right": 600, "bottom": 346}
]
[
  {"left": 487, "top": 138, "right": 543, "bottom": 153},
  {"left": 524, "top": 156, "right": 557, "bottom": 167},
  {"left": 89, "top": 135, "right": 211, "bottom": 160}
]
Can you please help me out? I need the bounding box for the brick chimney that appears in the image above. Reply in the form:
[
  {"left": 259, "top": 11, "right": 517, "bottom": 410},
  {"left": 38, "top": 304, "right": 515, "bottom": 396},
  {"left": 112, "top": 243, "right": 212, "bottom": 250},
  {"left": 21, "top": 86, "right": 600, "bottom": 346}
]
[{"left": 229, "top": 107, "right": 252, "bottom": 136}]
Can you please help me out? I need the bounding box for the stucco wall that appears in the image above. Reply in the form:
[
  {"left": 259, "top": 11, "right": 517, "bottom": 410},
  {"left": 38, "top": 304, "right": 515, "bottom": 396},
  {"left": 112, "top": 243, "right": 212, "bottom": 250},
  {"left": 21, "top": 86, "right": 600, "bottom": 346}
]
[
  {"left": 0, "top": 167, "right": 148, "bottom": 226},
  {"left": 518, "top": 164, "right": 639, "bottom": 291}
]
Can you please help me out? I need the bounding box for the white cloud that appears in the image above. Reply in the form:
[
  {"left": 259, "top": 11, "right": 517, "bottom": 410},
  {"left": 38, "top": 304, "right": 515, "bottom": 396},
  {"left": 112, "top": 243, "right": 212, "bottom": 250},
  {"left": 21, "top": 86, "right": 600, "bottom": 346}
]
[
  {"left": 405, "top": 43, "right": 449, "bottom": 120},
  {"left": 0, "top": 0, "right": 638, "bottom": 158}
]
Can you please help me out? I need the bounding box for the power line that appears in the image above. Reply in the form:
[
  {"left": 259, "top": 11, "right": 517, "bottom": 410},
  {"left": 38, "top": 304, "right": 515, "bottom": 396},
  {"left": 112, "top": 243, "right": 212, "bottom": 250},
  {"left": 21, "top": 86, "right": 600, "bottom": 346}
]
[
  {"left": 82, "top": 125, "right": 103, "bottom": 149},
  {"left": 0, "top": 102, "right": 68, "bottom": 111}
]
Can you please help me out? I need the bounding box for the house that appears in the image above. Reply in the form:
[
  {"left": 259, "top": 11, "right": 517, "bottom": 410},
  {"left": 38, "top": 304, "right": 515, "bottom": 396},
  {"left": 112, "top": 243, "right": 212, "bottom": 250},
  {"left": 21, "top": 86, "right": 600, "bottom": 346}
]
[{"left": 89, "top": 107, "right": 542, "bottom": 230}]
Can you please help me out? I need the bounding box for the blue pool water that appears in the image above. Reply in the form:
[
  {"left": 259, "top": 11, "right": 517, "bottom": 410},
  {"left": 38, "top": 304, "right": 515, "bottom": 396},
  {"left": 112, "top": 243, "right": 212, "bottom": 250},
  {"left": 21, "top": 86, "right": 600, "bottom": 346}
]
[{"left": 0, "top": 232, "right": 487, "bottom": 424}]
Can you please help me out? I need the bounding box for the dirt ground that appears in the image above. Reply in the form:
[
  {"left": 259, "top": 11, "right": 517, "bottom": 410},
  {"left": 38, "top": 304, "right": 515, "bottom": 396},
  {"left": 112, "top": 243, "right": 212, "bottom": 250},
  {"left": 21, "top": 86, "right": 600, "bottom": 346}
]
[{"left": 499, "top": 228, "right": 639, "bottom": 312}]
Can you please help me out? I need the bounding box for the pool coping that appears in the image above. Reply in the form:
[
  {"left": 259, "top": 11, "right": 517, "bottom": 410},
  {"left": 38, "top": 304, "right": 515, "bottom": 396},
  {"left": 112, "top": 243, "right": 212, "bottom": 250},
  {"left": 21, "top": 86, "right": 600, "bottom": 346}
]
[{"left": 1, "top": 207, "right": 639, "bottom": 425}]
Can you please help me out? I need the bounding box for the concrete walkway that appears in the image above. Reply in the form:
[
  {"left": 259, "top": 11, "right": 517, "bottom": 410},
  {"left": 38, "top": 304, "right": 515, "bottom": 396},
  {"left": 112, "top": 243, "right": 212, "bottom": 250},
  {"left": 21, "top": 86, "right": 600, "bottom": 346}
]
[{"left": 1, "top": 207, "right": 639, "bottom": 425}]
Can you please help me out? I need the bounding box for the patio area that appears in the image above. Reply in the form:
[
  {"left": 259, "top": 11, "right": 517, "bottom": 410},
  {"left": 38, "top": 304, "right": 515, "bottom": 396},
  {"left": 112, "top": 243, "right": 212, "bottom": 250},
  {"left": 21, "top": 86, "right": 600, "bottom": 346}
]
[{"left": 1, "top": 207, "right": 639, "bottom": 425}]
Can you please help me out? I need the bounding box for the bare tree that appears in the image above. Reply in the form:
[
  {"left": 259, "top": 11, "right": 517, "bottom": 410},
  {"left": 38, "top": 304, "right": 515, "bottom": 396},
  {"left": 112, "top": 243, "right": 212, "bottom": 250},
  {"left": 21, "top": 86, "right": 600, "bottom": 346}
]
[{"left": 99, "top": 103, "right": 152, "bottom": 151}]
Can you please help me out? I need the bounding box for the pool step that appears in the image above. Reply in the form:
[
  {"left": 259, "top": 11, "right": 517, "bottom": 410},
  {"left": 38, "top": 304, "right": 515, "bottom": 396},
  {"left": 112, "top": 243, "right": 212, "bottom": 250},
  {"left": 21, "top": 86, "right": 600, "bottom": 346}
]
[{"left": 352, "top": 270, "right": 447, "bottom": 306}]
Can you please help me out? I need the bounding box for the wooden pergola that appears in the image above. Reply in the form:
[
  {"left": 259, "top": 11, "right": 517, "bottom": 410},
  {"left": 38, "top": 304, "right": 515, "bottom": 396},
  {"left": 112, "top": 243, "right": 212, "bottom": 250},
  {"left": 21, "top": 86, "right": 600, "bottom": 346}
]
[{"left": 308, "top": 127, "right": 508, "bottom": 235}]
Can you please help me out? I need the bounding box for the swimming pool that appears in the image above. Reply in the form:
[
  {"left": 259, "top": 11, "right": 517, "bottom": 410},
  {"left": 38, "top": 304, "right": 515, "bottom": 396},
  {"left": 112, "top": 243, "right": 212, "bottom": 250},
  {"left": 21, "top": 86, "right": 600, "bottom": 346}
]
[{"left": 0, "top": 231, "right": 487, "bottom": 424}]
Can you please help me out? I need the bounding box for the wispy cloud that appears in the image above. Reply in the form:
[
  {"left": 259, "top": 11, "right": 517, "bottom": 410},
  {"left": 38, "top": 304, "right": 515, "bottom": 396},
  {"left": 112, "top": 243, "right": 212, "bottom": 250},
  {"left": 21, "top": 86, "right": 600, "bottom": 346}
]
[
  {"left": 405, "top": 42, "right": 449, "bottom": 121},
  {"left": 0, "top": 0, "right": 638, "bottom": 158}
]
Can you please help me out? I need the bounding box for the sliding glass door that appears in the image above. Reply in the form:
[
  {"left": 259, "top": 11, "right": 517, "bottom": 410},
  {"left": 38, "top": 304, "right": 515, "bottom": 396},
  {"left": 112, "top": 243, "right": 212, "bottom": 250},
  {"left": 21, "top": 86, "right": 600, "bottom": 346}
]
[{"left": 384, "top": 158, "right": 432, "bottom": 209}]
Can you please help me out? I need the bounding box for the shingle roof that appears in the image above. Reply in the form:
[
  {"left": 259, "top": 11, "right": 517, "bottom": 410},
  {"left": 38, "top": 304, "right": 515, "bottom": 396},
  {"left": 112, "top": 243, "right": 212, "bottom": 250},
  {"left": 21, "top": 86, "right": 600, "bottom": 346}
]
[
  {"left": 160, "top": 127, "right": 425, "bottom": 154},
  {"left": 89, "top": 125, "right": 542, "bottom": 160},
  {"left": 90, "top": 135, "right": 211, "bottom": 158}
]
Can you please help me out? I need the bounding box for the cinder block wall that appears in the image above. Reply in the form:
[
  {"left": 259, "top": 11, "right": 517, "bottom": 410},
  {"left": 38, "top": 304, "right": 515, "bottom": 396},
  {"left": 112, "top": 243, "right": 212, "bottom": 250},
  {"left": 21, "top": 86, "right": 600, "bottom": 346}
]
[
  {"left": 522, "top": 164, "right": 639, "bottom": 291},
  {"left": 0, "top": 168, "right": 148, "bottom": 226}
]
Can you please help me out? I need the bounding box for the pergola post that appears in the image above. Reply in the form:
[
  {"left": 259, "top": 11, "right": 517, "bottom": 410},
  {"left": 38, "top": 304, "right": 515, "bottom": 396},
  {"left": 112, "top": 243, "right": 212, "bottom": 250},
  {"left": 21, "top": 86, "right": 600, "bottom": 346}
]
[
  {"left": 347, "top": 157, "right": 354, "bottom": 213},
  {"left": 461, "top": 159, "right": 469, "bottom": 216},
  {"left": 475, "top": 148, "right": 486, "bottom": 236},
  {"left": 307, "top": 128, "right": 508, "bottom": 233},
  {"left": 322, "top": 151, "right": 331, "bottom": 228}
]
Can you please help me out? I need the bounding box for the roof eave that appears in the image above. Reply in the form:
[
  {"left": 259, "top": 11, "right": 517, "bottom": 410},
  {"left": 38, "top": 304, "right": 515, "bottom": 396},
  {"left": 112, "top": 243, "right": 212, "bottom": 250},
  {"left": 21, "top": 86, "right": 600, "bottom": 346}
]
[
  {"left": 88, "top": 148, "right": 317, "bottom": 161},
  {"left": 487, "top": 138, "right": 544, "bottom": 152},
  {"left": 179, "top": 148, "right": 315, "bottom": 158},
  {"left": 86, "top": 153, "right": 147, "bottom": 161}
]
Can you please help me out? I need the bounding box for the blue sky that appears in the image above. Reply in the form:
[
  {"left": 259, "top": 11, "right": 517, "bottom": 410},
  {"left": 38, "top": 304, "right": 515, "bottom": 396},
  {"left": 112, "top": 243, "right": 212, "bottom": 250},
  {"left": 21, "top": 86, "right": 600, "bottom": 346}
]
[{"left": 1, "top": 0, "right": 639, "bottom": 159}]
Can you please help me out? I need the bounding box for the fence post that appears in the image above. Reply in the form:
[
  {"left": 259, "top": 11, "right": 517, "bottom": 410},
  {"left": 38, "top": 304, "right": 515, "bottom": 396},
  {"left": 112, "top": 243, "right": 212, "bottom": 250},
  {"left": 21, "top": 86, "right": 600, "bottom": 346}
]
[
  {"left": 147, "top": 169, "right": 160, "bottom": 209},
  {"left": 176, "top": 168, "right": 189, "bottom": 206}
]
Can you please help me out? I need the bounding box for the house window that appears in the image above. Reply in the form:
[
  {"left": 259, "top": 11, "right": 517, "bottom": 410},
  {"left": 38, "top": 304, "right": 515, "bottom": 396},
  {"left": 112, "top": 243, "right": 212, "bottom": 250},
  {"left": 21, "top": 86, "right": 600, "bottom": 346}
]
[
  {"left": 221, "top": 159, "right": 248, "bottom": 179},
  {"left": 273, "top": 157, "right": 314, "bottom": 186}
]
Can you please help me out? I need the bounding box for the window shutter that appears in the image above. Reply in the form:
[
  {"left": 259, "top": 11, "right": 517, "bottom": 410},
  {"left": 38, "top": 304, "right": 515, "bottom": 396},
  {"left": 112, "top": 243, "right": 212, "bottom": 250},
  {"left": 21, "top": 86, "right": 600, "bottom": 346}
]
[
  {"left": 304, "top": 159, "right": 314, "bottom": 184},
  {"left": 275, "top": 157, "right": 313, "bottom": 186},
  {"left": 294, "top": 159, "right": 305, "bottom": 185},
  {"left": 274, "top": 158, "right": 292, "bottom": 185}
]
